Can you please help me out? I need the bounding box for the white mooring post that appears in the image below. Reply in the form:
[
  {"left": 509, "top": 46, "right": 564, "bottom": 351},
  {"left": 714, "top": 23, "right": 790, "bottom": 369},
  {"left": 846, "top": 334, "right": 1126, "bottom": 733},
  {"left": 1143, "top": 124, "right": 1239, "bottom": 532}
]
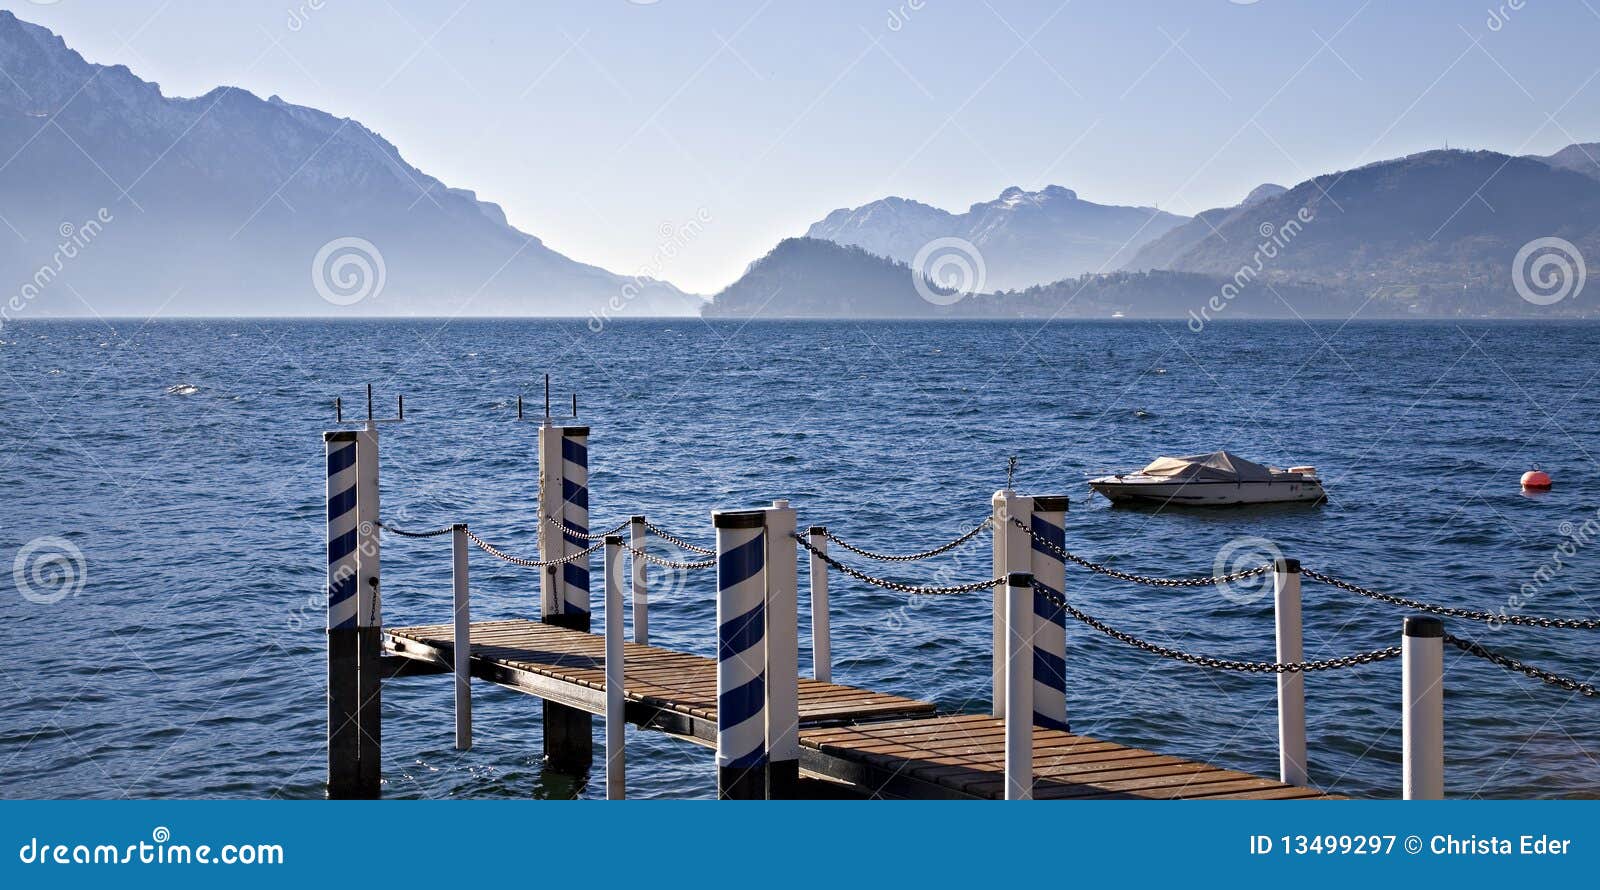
[
  {"left": 1273, "top": 558, "right": 1307, "bottom": 786},
  {"left": 713, "top": 509, "right": 768, "bottom": 800},
  {"left": 992, "top": 490, "right": 1034, "bottom": 716},
  {"left": 764, "top": 500, "right": 800, "bottom": 800},
  {"left": 604, "top": 535, "right": 626, "bottom": 800},
  {"left": 629, "top": 515, "right": 648, "bottom": 645},
  {"left": 354, "top": 419, "right": 382, "bottom": 799},
  {"left": 1402, "top": 615, "right": 1445, "bottom": 800},
  {"left": 324, "top": 430, "right": 361, "bottom": 799},
  {"left": 1004, "top": 571, "right": 1035, "bottom": 800},
  {"left": 1029, "top": 497, "right": 1070, "bottom": 731},
  {"left": 806, "top": 526, "right": 832, "bottom": 684},
  {"left": 451, "top": 523, "right": 472, "bottom": 751}
]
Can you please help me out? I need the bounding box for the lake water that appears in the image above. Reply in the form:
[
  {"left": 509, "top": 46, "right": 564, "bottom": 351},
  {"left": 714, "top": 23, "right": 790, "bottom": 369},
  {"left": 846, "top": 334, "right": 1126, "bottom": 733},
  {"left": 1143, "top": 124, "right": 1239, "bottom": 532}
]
[{"left": 1, "top": 318, "right": 1597, "bottom": 799}]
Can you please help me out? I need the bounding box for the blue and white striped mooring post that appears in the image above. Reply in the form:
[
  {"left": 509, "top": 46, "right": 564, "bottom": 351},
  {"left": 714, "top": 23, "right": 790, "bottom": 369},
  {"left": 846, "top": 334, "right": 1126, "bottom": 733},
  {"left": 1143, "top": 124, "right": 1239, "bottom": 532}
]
[
  {"left": 1004, "top": 571, "right": 1036, "bottom": 800},
  {"left": 354, "top": 420, "right": 382, "bottom": 798},
  {"left": 536, "top": 419, "right": 594, "bottom": 769},
  {"left": 1402, "top": 615, "right": 1445, "bottom": 800},
  {"left": 324, "top": 430, "right": 361, "bottom": 799},
  {"left": 714, "top": 509, "right": 767, "bottom": 799},
  {"left": 1029, "top": 496, "right": 1070, "bottom": 732},
  {"left": 604, "top": 535, "right": 626, "bottom": 800}
]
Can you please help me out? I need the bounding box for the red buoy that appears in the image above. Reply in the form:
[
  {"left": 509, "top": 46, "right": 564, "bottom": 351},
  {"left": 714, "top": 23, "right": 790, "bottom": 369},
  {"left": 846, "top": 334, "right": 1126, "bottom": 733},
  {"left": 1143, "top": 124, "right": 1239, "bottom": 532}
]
[{"left": 1521, "top": 469, "right": 1552, "bottom": 491}]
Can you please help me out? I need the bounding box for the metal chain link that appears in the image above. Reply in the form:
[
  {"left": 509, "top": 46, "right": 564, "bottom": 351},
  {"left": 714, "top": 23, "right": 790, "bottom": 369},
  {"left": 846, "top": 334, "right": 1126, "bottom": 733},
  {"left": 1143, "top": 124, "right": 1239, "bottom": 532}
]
[
  {"left": 1011, "top": 517, "right": 1273, "bottom": 588},
  {"left": 464, "top": 529, "right": 604, "bottom": 568},
  {"left": 821, "top": 518, "right": 991, "bottom": 562},
  {"left": 1031, "top": 581, "right": 1399, "bottom": 673},
  {"left": 793, "top": 533, "right": 1002, "bottom": 595},
  {"left": 641, "top": 519, "right": 716, "bottom": 555},
  {"left": 1444, "top": 634, "right": 1598, "bottom": 697},
  {"left": 545, "top": 514, "right": 630, "bottom": 541},
  {"left": 622, "top": 543, "right": 715, "bottom": 571},
  {"left": 1301, "top": 568, "right": 1600, "bottom": 629},
  {"left": 378, "top": 521, "right": 459, "bottom": 539}
]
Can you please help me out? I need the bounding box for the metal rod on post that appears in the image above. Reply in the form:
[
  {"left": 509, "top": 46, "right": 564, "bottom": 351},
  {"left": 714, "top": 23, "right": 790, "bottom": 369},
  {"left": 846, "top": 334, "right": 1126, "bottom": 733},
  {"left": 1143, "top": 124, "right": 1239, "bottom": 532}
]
[
  {"left": 629, "top": 516, "right": 648, "bottom": 644},
  {"left": 1004, "top": 571, "right": 1035, "bottom": 800},
  {"left": 764, "top": 500, "right": 799, "bottom": 800},
  {"left": 1402, "top": 615, "right": 1445, "bottom": 800},
  {"left": 354, "top": 416, "right": 382, "bottom": 799},
  {"left": 324, "top": 431, "right": 360, "bottom": 799},
  {"left": 452, "top": 523, "right": 472, "bottom": 751},
  {"left": 713, "top": 509, "right": 768, "bottom": 800},
  {"left": 992, "top": 489, "right": 1032, "bottom": 716},
  {"left": 1274, "top": 558, "right": 1307, "bottom": 786},
  {"left": 604, "top": 535, "right": 626, "bottom": 800},
  {"left": 806, "top": 526, "right": 831, "bottom": 684},
  {"left": 1029, "top": 496, "right": 1070, "bottom": 731}
]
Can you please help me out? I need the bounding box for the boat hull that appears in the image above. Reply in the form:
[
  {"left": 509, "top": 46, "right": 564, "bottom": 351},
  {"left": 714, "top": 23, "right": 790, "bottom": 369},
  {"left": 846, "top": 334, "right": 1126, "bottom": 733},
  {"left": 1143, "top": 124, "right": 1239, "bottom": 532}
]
[{"left": 1088, "top": 478, "right": 1325, "bottom": 506}]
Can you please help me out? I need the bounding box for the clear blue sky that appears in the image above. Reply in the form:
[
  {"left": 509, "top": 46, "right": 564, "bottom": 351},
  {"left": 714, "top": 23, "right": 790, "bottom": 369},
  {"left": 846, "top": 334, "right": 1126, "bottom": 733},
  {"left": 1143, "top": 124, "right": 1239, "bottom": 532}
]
[{"left": 19, "top": 0, "right": 1600, "bottom": 293}]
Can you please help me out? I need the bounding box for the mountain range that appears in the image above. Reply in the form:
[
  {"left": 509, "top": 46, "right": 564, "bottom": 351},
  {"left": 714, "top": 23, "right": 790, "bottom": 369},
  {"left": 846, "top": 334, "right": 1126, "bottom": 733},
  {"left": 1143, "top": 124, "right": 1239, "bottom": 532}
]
[
  {"left": 805, "top": 185, "right": 1188, "bottom": 291},
  {"left": 0, "top": 10, "right": 698, "bottom": 318}
]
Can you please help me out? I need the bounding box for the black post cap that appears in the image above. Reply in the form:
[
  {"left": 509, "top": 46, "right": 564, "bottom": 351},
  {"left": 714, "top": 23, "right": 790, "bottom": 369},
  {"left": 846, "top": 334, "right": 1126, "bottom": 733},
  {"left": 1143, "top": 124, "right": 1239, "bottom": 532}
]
[
  {"left": 712, "top": 509, "right": 765, "bottom": 529},
  {"left": 630, "top": 515, "right": 646, "bottom": 524},
  {"left": 808, "top": 525, "right": 827, "bottom": 535},
  {"left": 1007, "top": 571, "right": 1035, "bottom": 587},
  {"left": 1404, "top": 615, "right": 1445, "bottom": 638},
  {"left": 1275, "top": 557, "right": 1301, "bottom": 573},
  {"left": 605, "top": 534, "right": 624, "bottom": 546}
]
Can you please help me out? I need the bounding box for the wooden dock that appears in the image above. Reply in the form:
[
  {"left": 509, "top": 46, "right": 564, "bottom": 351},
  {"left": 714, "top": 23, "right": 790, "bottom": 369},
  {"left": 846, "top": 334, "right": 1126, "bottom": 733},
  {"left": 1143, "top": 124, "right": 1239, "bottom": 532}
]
[{"left": 384, "top": 618, "right": 1332, "bottom": 800}]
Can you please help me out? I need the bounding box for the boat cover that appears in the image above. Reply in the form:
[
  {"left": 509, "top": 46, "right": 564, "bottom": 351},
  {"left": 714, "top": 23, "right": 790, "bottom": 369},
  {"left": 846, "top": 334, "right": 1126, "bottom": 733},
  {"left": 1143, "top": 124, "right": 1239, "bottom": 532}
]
[{"left": 1139, "top": 451, "right": 1276, "bottom": 482}]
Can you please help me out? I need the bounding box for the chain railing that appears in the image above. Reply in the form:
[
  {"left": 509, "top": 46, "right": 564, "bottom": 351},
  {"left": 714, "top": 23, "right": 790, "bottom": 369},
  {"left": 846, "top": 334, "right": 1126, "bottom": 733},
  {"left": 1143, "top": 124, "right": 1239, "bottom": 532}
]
[
  {"left": 793, "top": 532, "right": 1003, "bottom": 596},
  {"left": 379, "top": 521, "right": 458, "bottom": 539},
  {"left": 1030, "top": 581, "right": 1399, "bottom": 674},
  {"left": 1010, "top": 517, "right": 1273, "bottom": 588},
  {"left": 642, "top": 519, "right": 715, "bottom": 555},
  {"left": 623, "top": 543, "right": 715, "bottom": 571},
  {"left": 1445, "top": 634, "right": 1598, "bottom": 697},
  {"left": 1301, "top": 568, "right": 1600, "bottom": 630},
  {"left": 545, "top": 514, "right": 630, "bottom": 541},
  {"left": 465, "top": 529, "right": 604, "bottom": 569},
  {"left": 821, "top": 518, "right": 991, "bottom": 563}
]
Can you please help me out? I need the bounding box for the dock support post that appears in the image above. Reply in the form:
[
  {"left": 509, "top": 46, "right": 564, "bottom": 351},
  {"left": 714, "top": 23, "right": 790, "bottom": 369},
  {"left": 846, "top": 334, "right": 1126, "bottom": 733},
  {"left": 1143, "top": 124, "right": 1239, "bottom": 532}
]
[
  {"left": 452, "top": 523, "right": 472, "bottom": 751},
  {"left": 354, "top": 421, "right": 382, "bottom": 799},
  {"left": 1004, "top": 571, "right": 1035, "bottom": 800},
  {"left": 713, "top": 509, "right": 768, "bottom": 800},
  {"left": 630, "top": 516, "right": 648, "bottom": 644},
  {"left": 1029, "top": 497, "right": 1070, "bottom": 731},
  {"left": 1402, "top": 615, "right": 1445, "bottom": 800},
  {"left": 991, "top": 490, "right": 1033, "bottom": 716},
  {"left": 764, "top": 500, "right": 800, "bottom": 800},
  {"left": 807, "top": 526, "right": 831, "bottom": 684},
  {"left": 1273, "top": 558, "right": 1307, "bottom": 786},
  {"left": 324, "top": 431, "right": 361, "bottom": 799},
  {"left": 604, "top": 535, "right": 626, "bottom": 800},
  {"left": 537, "top": 421, "right": 593, "bottom": 771}
]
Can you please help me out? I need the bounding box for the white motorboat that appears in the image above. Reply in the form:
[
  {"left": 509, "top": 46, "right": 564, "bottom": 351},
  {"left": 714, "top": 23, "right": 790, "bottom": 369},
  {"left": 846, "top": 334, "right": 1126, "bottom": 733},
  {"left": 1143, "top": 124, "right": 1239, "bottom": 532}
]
[{"left": 1088, "top": 451, "right": 1325, "bottom": 506}]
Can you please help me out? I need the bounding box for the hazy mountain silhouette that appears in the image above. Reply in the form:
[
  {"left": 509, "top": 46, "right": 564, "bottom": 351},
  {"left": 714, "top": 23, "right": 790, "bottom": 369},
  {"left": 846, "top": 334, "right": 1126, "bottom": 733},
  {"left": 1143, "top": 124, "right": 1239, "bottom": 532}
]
[
  {"left": 805, "top": 185, "right": 1188, "bottom": 291},
  {"left": 0, "top": 11, "right": 699, "bottom": 319}
]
